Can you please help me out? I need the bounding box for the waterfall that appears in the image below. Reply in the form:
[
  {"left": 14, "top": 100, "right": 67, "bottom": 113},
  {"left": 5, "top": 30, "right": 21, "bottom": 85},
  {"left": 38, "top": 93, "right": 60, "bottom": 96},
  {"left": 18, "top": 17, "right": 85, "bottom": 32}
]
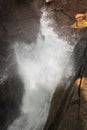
[{"left": 8, "top": 8, "right": 73, "bottom": 130}]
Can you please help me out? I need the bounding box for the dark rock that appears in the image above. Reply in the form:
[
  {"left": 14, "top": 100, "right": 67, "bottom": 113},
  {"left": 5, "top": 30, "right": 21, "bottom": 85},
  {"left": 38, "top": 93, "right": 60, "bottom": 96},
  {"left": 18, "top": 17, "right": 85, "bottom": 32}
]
[
  {"left": 44, "top": 37, "right": 87, "bottom": 130},
  {"left": 0, "top": 74, "right": 24, "bottom": 130}
]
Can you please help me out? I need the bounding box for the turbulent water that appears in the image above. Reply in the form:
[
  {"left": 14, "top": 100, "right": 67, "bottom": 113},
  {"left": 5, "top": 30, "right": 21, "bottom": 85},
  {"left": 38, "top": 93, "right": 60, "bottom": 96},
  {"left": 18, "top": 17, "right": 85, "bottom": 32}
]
[{"left": 8, "top": 8, "right": 74, "bottom": 130}]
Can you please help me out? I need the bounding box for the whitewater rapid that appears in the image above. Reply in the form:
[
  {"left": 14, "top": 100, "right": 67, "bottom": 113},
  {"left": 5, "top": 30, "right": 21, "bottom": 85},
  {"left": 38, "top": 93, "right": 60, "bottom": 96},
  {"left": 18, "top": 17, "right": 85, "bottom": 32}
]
[{"left": 8, "top": 8, "right": 74, "bottom": 130}]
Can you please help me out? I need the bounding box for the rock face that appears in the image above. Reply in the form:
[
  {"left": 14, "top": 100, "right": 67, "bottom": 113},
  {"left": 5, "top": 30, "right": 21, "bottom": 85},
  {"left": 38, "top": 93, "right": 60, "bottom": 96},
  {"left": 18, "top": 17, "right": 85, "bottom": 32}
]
[
  {"left": 55, "top": 0, "right": 87, "bottom": 16},
  {"left": 0, "top": 0, "right": 15, "bottom": 39},
  {"left": 0, "top": 0, "right": 44, "bottom": 42},
  {"left": 44, "top": 35, "right": 87, "bottom": 130},
  {"left": 0, "top": 74, "right": 24, "bottom": 130},
  {"left": 0, "top": 0, "right": 42, "bottom": 130},
  {"left": 43, "top": 1, "right": 87, "bottom": 129}
]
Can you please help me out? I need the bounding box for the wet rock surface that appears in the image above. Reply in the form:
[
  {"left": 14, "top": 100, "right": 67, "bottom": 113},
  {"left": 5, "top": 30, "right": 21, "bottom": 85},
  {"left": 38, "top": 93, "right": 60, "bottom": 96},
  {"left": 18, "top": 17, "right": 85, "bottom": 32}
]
[
  {"left": 44, "top": 1, "right": 87, "bottom": 130},
  {"left": 44, "top": 31, "right": 87, "bottom": 130},
  {"left": 0, "top": 74, "right": 24, "bottom": 130}
]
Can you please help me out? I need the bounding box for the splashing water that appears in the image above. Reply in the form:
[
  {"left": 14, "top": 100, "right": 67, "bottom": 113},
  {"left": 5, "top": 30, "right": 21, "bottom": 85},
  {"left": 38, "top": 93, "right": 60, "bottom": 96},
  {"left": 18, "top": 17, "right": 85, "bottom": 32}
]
[{"left": 8, "top": 8, "right": 74, "bottom": 130}]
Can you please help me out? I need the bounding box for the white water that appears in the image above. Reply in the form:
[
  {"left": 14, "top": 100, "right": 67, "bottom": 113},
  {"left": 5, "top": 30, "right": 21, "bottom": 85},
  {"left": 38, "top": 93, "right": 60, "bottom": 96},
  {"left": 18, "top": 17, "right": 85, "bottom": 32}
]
[{"left": 8, "top": 8, "right": 74, "bottom": 130}]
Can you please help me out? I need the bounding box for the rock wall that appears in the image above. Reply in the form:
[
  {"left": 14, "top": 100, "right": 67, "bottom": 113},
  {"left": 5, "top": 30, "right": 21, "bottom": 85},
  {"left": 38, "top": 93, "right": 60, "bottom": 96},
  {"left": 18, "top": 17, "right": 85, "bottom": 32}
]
[
  {"left": 44, "top": 32, "right": 87, "bottom": 130},
  {"left": 0, "top": 0, "right": 14, "bottom": 39},
  {"left": 55, "top": 0, "right": 87, "bottom": 15},
  {"left": 0, "top": 0, "right": 42, "bottom": 130}
]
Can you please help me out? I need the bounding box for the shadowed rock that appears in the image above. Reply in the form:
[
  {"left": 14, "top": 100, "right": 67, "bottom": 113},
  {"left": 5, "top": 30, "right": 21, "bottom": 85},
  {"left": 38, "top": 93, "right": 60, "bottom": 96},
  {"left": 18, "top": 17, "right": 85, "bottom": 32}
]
[{"left": 44, "top": 34, "right": 87, "bottom": 130}]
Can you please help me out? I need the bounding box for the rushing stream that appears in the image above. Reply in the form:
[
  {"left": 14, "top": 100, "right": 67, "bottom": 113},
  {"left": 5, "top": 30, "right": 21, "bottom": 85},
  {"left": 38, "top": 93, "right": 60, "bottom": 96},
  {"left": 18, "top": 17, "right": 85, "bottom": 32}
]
[{"left": 8, "top": 8, "right": 74, "bottom": 130}]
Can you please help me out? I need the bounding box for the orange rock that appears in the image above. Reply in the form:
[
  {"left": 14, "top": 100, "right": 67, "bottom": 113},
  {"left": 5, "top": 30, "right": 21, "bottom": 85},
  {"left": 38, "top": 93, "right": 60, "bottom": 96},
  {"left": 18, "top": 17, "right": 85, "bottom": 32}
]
[
  {"left": 75, "top": 14, "right": 85, "bottom": 19},
  {"left": 45, "top": 0, "right": 54, "bottom": 3}
]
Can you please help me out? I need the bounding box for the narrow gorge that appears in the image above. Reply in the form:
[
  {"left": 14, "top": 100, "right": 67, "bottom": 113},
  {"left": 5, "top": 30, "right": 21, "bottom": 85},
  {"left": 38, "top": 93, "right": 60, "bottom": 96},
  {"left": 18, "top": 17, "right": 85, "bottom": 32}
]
[{"left": 0, "top": 1, "right": 87, "bottom": 130}]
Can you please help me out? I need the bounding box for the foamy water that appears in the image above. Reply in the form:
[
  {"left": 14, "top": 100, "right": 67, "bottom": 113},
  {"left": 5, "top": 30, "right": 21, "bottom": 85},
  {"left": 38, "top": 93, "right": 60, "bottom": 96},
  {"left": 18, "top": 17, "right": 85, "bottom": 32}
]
[{"left": 8, "top": 8, "right": 74, "bottom": 130}]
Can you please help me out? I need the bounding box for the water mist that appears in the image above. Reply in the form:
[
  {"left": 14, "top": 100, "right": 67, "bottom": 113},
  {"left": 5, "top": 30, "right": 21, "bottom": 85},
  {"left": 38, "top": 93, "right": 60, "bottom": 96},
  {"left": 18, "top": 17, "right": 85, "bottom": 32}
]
[{"left": 8, "top": 8, "right": 74, "bottom": 130}]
